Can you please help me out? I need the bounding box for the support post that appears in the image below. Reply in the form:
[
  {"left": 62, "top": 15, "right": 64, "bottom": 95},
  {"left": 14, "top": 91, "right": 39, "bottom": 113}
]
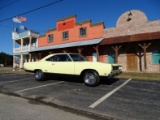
[
  {"left": 93, "top": 46, "right": 100, "bottom": 61},
  {"left": 49, "top": 51, "right": 53, "bottom": 54},
  {"left": 112, "top": 45, "right": 121, "bottom": 63},
  {"left": 62, "top": 49, "right": 68, "bottom": 53},
  {"left": 29, "top": 53, "right": 32, "bottom": 62},
  {"left": 13, "top": 55, "right": 16, "bottom": 71},
  {"left": 21, "top": 38, "right": 23, "bottom": 51},
  {"left": 138, "top": 43, "right": 151, "bottom": 72},
  {"left": 29, "top": 37, "right": 32, "bottom": 51},
  {"left": 77, "top": 47, "right": 83, "bottom": 55},
  {"left": 38, "top": 53, "right": 42, "bottom": 61},
  {"left": 19, "top": 54, "right": 23, "bottom": 69}
]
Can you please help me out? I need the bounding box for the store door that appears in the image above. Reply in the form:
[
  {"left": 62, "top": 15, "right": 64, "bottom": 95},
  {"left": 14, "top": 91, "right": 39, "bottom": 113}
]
[{"left": 127, "top": 54, "right": 138, "bottom": 71}]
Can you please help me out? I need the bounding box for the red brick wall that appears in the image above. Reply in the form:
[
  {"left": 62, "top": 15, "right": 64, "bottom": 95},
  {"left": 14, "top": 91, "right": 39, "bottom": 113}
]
[{"left": 57, "top": 20, "right": 74, "bottom": 31}]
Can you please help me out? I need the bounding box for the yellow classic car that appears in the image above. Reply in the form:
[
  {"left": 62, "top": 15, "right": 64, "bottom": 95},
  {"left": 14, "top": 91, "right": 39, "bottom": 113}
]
[{"left": 24, "top": 53, "right": 122, "bottom": 86}]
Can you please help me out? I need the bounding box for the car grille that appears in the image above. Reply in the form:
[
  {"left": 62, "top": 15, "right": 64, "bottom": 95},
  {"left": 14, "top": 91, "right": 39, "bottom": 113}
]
[{"left": 112, "top": 66, "right": 119, "bottom": 70}]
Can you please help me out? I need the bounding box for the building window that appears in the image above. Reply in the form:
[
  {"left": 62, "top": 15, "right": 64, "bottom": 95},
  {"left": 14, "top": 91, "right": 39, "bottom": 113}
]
[
  {"left": 79, "top": 27, "right": 87, "bottom": 37},
  {"left": 48, "top": 34, "right": 54, "bottom": 42},
  {"left": 152, "top": 50, "right": 160, "bottom": 64},
  {"left": 62, "top": 31, "right": 69, "bottom": 40}
]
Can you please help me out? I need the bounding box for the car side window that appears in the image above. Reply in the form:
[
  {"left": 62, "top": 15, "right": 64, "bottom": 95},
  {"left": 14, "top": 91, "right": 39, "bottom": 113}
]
[
  {"left": 57, "top": 55, "right": 72, "bottom": 62},
  {"left": 46, "top": 55, "right": 72, "bottom": 62}
]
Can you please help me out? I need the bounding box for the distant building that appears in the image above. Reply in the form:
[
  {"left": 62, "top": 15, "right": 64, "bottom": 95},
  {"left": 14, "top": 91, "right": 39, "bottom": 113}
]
[{"left": 12, "top": 10, "right": 160, "bottom": 72}]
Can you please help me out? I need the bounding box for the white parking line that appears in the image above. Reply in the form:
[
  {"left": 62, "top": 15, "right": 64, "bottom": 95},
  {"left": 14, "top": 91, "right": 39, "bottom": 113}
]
[
  {"left": 89, "top": 78, "right": 132, "bottom": 108},
  {"left": 0, "top": 74, "right": 14, "bottom": 76},
  {"left": 0, "top": 78, "right": 30, "bottom": 84},
  {"left": 16, "top": 81, "right": 65, "bottom": 93}
]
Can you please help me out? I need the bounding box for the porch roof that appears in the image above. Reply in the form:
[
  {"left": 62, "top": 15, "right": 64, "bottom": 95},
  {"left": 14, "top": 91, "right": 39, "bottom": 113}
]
[
  {"left": 32, "top": 38, "right": 103, "bottom": 52},
  {"left": 100, "top": 31, "right": 160, "bottom": 45}
]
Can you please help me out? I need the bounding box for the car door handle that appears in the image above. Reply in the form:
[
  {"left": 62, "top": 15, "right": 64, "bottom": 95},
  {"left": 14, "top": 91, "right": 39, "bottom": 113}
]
[{"left": 52, "top": 64, "right": 54, "bottom": 65}]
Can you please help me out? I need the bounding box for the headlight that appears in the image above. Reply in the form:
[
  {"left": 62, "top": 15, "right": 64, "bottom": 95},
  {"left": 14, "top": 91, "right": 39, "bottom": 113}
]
[{"left": 119, "top": 66, "right": 122, "bottom": 70}]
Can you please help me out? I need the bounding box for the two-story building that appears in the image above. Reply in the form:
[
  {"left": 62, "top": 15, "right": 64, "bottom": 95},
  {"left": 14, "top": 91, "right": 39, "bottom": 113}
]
[
  {"left": 12, "top": 30, "right": 39, "bottom": 69},
  {"left": 29, "top": 15, "right": 104, "bottom": 61}
]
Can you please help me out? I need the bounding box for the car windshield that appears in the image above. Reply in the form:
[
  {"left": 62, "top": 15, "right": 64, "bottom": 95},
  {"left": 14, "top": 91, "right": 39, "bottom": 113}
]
[{"left": 69, "top": 54, "right": 87, "bottom": 61}]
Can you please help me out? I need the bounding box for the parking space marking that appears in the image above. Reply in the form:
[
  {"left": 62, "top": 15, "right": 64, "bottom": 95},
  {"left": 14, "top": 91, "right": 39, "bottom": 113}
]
[
  {"left": 0, "top": 78, "right": 31, "bottom": 84},
  {"left": 15, "top": 81, "right": 65, "bottom": 93},
  {"left": 89, "top": 78, "right": 132, "bottom": 108},
  {"left": 0, "top": 74, "right": 14, "bottom": 76}
]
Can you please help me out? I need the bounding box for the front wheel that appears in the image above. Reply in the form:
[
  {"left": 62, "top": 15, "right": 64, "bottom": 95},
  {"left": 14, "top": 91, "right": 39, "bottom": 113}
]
[
  {"left": 34, "top": 70, "right": 45, "bottom": 81},
  {"left": 83, "top": 70, "right": 100, "bottom": 87}
]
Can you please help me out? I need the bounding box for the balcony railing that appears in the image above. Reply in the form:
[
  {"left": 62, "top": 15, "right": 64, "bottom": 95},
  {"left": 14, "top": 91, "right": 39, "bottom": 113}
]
[
  {"left": 13, "top": 46, "right": 37, "bottom": 53},
  {"left": 12, "top": 31, "right": 39, "bottom": 40}
]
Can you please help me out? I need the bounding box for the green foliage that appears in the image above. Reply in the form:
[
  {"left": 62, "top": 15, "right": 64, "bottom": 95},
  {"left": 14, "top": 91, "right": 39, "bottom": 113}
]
[
  {"left": 0, "top": 52, "right": 13, "bottom": 65},
  {"left": 116, "top": 72, "right": 160, "bottom": 80}
]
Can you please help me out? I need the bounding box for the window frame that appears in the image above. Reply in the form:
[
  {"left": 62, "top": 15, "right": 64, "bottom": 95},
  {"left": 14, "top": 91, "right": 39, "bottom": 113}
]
[
  {"left": 62, "top": 31, "right": 69, "bottom": 40},
  {"left": 48, "top": 34, "right": 54, "bottom": 43},
  {"left": 79, "top": 27, "right": 87, "bottom": 37}
]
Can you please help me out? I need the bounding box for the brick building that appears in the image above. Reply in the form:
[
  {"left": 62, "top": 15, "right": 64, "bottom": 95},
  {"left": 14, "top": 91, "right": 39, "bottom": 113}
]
[
  {"left": 102, "top": 10, "right": 160, "bottom": 72},
  {"left": 13, "top": 10, "right": 160, "bottom": 72}
]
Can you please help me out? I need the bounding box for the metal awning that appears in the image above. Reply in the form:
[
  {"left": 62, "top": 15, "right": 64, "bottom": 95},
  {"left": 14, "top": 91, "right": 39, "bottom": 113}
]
[
  {"left": 100, "top": 31, "right": 160, "bottom": 45},
  {"left": 32, "top": 38, "right": 103, "bottom": 52}
]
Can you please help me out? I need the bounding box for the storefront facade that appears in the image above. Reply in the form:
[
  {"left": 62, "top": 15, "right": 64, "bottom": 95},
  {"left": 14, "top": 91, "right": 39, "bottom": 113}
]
[
  {"left": 102, "top": 10, "right": 160, "bottom": 72},
  {"left": 13, "top": 10, "right": 160, "bottom": 72},
  {"left": 31, "top": 15, "right": 105, "bottom": 61}
]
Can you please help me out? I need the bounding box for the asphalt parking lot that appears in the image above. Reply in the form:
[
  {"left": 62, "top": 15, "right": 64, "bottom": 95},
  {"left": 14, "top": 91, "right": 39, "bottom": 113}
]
[{"left": 0, "top": 73, "right": 160, "bottom": 120}]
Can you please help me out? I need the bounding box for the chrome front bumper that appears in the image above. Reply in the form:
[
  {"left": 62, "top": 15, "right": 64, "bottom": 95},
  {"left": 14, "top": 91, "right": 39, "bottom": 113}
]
[{"left": 107, "top": 70, "right": 122, "bottom": 79}]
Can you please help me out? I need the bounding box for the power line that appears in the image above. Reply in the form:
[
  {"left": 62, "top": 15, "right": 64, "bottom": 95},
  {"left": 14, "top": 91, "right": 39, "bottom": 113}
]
[
  {"left": 0, "top": 0, "right": 21, "bottom": 10},
  {"left": 0, "top": 0, "right": 63, "bottom": 23},
  {"left": 0, "top": 24, "right": 12, "bottom": 28}
]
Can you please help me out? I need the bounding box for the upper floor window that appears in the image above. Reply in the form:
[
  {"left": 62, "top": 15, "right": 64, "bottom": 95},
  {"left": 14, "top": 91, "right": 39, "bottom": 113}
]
[
  {"left": 62, "top": 31, "right": 69, "bottom": 40},
  {"left": 152, "top": 50, "right": 160, "bottom": 64},
  {"left": 48, "top": 34, "right": 54, "bottom": 42},
  {"left": 79, "top": 27, "right": 87, "bottom": 37}
]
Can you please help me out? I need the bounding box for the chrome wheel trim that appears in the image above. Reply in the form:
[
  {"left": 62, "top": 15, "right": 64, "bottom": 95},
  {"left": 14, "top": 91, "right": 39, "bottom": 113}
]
[
  {"left": 35, "top": 71, "right": 42, "bottom": 80},
  {"left": 84, "top": 73, "right": 97, "bottom": 85}
]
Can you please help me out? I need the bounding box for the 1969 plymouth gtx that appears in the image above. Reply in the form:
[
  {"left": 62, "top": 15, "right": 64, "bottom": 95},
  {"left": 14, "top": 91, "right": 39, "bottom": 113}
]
[{"left": 24, "top": 53, "right": 122, "bottom": 86}]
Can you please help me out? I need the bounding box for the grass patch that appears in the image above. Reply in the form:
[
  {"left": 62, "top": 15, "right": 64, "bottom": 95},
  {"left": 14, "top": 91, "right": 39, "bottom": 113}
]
[
  {"left": 116, "top": 72, "right": 160, "bottom": 80},
  {"left": 0, "top": 67, "right": 30, "bottom": 74}
]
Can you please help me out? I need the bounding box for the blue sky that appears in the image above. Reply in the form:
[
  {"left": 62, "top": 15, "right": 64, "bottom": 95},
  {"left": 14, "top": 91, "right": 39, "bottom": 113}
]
[{"left": 0, "top": 0, "right": 160, "bottom": 55}]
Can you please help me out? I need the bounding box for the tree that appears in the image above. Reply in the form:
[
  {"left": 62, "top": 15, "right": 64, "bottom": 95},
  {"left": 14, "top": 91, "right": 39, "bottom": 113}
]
[{"left": 0, "top": 52, "right": 13, "bottom": 66}]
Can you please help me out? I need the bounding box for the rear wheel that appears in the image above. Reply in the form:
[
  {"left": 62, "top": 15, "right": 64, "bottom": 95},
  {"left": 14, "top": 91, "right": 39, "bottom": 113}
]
[
  {"left": 34, "top": 70, "right": 45, "bottom": 81},
  {"left": 83, "top": 70, "right": 100, "bottom": 87}
]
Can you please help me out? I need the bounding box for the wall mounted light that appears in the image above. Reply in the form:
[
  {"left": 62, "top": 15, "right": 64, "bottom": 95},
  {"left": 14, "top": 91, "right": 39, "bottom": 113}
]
[{"left": 127, "top": 10, "right": 132, "bottom": 21}]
